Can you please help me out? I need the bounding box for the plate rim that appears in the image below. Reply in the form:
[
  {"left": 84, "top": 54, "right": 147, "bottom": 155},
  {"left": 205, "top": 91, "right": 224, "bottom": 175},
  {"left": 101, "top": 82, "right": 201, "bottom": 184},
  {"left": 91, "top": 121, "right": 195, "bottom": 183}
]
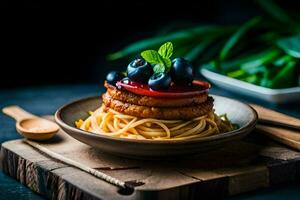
[
  {"left": 55, "top": 95, "right": 258, "bottom": 145},
  {"left": 201, "top": 68, "right": 300, "bottom": 94}
]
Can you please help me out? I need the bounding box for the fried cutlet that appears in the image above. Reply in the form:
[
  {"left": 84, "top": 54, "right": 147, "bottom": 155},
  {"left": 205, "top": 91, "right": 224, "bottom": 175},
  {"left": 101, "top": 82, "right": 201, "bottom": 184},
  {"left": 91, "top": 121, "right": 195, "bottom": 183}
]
[
  {"left": 102, "top": 92, "right": 214, "bottom": 120},
  {"left": 105, "top": 82, "right": 208, "bottom": 107}
]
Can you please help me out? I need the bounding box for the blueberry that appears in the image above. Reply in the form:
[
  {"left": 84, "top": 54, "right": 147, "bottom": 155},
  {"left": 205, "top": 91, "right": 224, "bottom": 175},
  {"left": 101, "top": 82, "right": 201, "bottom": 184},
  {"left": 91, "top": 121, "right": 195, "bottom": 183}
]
[
  {"left": 121, "top": 77, "right": 130, "bottom": 84},
  {"left": 171, "top": 57, "right": 194, "bottom": 85},
  {"left": 148, "top": 73, "right": 172, "bottom": 91},
  {"left": 127, "top": 58, "right": 153, "bottom": 83},
  {"left": 106, "top": 71, "right": 125, "bottom": 85}
]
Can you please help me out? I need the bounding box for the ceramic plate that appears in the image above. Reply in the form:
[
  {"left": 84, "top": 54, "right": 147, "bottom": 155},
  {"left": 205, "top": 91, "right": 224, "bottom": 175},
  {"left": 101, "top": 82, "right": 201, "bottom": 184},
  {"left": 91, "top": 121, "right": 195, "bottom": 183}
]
[
  {"left": 201, "top": 68, "right": 300, "bottom": 104},
  {"left": 55, "top": 95, "right": 257, "bottom": 159}
]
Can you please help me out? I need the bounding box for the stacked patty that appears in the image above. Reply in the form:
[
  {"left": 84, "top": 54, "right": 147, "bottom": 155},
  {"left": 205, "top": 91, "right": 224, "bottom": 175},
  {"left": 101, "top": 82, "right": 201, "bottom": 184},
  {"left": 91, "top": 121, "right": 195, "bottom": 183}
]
[{"left": 102, "top": 82, "right": 214, "bottom": 120}]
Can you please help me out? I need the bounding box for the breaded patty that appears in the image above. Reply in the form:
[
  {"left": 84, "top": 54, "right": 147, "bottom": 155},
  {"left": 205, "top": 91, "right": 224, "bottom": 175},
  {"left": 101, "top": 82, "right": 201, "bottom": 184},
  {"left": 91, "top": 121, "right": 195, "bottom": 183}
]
[
  {"left": 105, "top": 82, "right": 208, "bottom": 107},
  {"left": 102, "top": 92, "right": 214, "bottom": 120}
]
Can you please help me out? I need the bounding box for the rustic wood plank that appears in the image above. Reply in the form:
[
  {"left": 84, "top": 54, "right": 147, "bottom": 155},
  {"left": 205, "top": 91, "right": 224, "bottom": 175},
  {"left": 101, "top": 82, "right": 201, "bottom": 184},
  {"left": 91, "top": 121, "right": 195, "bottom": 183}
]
[
  {"left": 226, "top": 165, "right": 269, "bottom": 195},
  {"left": 2, "top": 127, "right": 300, "bottom": 199},
  {"left": 40, "top": 129, "right": 141, "bottom": 170},
  {"left": 0, "top": 141, "right": 134, "bottom": 200},
  {"left": 50, "top": 167, "right": 134, "bottom": 200},
  {"left": 178, "top": 165, "right": 269, "bottom": 195},
  {"left": 260, "top": 143, "right": 300, "bottom": 161},
  {"left": 256, "top": 143, "right": 300, "bottom": 186}
]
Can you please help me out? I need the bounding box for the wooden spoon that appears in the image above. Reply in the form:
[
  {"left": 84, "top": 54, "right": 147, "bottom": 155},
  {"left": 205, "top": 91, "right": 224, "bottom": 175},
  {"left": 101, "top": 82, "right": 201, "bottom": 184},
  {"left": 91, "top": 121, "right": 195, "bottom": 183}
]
[
  {"left": 251, "top": 104, "right": 300, "bottom": 150},
  {"left": 2, "top": 105, "right": 59, "bottom": 141}
]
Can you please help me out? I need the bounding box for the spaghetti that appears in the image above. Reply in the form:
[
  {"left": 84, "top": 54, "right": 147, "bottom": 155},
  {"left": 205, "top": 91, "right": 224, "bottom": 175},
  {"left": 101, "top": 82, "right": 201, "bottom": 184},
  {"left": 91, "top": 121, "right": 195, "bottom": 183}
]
[{"left": 75, "top": 106, "right": 234, "bottom": 140}]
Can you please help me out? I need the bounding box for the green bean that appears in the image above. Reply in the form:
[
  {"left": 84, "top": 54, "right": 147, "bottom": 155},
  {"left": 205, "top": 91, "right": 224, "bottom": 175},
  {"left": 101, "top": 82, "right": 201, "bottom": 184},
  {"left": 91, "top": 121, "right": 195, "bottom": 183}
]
[
  {"left": 268, "top": 60, "right": 297, "bottom": 88},
  {"left": 107, "top": 26, "right": 233, "bottom": 61},
  {"left": 219, "top": 17, "right": 261, "bottom": 61}
]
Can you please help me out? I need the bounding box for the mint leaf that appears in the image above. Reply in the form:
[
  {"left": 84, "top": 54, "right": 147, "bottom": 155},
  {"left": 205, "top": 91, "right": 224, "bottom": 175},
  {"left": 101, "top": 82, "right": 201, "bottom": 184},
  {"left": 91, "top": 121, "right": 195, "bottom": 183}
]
[
  {"left": 141, "top": 50, "right": 163, "bottom": 64},
  {"left": 153, "top": 64, "right": 165, "bottom": 73},
  {"left": 158, "top": 42, "right": 173, "bottom": 58},
  {"left": 141, "top": 42, "right": 173, "bottom": 74},
  {"left": 163, "top": 57, "right": 172, "bottom": 71},
  {"left": 153, "top": 58, "right": 171, "bottom": 73}
]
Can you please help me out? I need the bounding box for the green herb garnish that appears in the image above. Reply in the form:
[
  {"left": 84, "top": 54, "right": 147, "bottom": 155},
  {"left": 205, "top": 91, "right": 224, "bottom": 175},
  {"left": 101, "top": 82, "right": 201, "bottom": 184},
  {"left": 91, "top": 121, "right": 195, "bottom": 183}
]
[{"left": 141, "top": 42, "right": 173, "bottom": 73}]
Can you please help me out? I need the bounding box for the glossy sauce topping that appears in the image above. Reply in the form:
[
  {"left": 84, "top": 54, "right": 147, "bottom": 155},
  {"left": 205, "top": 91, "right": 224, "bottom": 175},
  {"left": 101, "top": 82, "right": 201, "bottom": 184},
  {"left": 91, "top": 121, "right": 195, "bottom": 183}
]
[{"left": 116, "top": 79, "right": 210, "bottom": 98}]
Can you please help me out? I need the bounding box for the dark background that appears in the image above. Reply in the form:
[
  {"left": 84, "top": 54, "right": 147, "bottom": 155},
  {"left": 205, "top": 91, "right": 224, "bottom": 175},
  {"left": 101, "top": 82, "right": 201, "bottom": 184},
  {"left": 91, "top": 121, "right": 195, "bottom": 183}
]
[{"left": 2, "top": 0, "right": 299, "bottom": 88}]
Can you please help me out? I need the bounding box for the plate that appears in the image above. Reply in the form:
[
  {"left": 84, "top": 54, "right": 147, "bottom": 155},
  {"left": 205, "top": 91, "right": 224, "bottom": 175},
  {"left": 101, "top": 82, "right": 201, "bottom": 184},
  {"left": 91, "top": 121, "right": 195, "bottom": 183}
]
[
  {"left": 55, "top": 95, "right": 257, "bottom": 159},
  {"left": 201, "top": 68, "right": 300, "bottom": 104}
]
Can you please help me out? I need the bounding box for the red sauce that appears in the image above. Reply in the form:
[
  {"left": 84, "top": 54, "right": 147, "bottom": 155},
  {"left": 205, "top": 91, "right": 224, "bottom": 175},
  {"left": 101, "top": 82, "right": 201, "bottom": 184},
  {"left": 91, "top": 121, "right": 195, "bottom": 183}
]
[{"left": 116, "top": 79, "right": 210, "bottom": 98}]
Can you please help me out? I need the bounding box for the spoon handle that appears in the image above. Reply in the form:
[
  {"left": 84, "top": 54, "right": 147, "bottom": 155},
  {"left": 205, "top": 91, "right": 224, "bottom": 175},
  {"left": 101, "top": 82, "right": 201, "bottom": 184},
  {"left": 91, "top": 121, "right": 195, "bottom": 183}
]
[
  {"left": 258, "top": 118, "right": 300, "bottom": 131},
  {"left": 2, "top": 105, "right": 37, "bottom": 122},
  {"left": 251, "top": 104, "right": 300, "bottom": 128}
]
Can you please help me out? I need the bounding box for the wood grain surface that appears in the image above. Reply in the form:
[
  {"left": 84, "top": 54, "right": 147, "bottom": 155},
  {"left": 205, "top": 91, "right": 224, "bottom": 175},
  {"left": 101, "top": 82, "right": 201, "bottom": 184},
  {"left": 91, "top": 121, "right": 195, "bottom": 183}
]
[
  {"left": 2, "top": 125, "right": 300, "bottom": 199},
  {"left": 252, "top": 104, "right": 300, "bottom": 151}
]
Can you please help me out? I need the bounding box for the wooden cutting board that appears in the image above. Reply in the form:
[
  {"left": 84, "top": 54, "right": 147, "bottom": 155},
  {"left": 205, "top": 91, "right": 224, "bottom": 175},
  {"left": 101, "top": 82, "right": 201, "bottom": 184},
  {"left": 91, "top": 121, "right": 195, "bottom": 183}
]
[{"left": 1, "top": 122, "right": 300, "bottom": 200}]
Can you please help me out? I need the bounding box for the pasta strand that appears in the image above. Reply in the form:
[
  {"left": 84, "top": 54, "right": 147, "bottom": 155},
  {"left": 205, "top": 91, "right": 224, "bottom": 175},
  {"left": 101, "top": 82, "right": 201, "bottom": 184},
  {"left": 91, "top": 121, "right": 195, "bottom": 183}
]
[{"left": 76, "top": 106, "right": 234, "bottom": 140}]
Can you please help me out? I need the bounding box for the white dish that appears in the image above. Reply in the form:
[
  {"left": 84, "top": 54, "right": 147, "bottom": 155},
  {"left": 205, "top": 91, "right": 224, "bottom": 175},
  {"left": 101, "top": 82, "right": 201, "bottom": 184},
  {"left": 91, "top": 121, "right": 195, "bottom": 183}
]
[{"left": 200, "top": 68, "right": 300, "bottom": 104}]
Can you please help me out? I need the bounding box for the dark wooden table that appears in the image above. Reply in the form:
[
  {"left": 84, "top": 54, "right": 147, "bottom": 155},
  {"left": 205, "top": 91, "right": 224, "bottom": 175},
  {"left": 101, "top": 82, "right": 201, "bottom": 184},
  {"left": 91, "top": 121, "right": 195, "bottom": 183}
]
[{"left": 1, "top": 84, "right": 300, "bottom": 200}]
